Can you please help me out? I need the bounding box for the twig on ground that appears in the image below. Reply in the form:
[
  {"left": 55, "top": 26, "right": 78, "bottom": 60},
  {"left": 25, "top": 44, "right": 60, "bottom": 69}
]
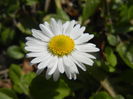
[
  {"left": 44, "top": 0, "right": 51, "bottom": 12},
  {"left": 0, "top": 69, "right": 8, "bottom": 75},
  {"left": 100, "top": 78, "right": 117, "bottom": 97}
]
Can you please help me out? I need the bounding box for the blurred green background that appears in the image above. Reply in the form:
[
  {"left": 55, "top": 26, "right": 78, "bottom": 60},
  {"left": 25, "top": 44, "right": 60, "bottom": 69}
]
[{"left": 0, "top": 0, "right": 133, "bottom": 99}]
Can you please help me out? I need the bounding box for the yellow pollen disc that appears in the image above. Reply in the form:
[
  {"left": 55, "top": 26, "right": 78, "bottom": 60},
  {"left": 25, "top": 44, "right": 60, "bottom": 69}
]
[{"left": 48, "top": 35, "right": 75, "bottom": 56}]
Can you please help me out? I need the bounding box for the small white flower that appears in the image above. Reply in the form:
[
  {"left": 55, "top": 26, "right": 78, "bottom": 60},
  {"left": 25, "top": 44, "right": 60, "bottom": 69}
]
[{"left": 25, "top": 18, "right": 99, "bottom": 81}]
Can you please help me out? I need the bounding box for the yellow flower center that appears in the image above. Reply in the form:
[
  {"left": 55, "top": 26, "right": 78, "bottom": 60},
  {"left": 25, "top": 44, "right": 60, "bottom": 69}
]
[{"left": 48, "top": 35, "right": 75, "bottom": 56}]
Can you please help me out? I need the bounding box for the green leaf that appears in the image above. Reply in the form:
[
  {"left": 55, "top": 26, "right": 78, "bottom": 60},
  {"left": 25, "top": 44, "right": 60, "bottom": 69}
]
[
  {"left": 7, "top": 45, "right": 24, "bottom": 59},
  {"left": 9, "top": 64, "right": 36, "bottom": 95},
  {"left": 105, "top": 47, "right": 117, "bottom": 67},
  {"left": 15, "top": 23, "right": 31, "bottom": 35},
  {"left": 114, "top": 95, "right": 125, "bottom": 99},
  {"left": 2, "top": 0, "right": 19, "bottom": 15},
  {"left": 18, "top": 72, "right": 36, "bottom": 94},
  {"left": 8, "top": 64, "right": 22, "bottom": 83},
  {"left": 9, "top": 64, "right": 24, "bottom": 94},
  {"left": 120, "top": 5, "right": 133, "bottom": 21},
  {"left": 82, "top": 0, "right": 100, "bottom": 24},
  {"left": 43, "top": 13, "right": 69, "bottom": 23},
  {"left": 116, "top": 42, "right": 133, "bottom": 69},
  {"left": 13, "top": 72, "right": 36, "bottom": 95},
  {"left": 54, "top": 79, "right": 70, "bottom": 99},
  {"left": 107, "top": 34, "right": 118, "bottom": 46},
  {"left": 108, "top": 66, "right": 116, "bottom": 72},
  {"left": 88, "top": 66, "right": 107, "bottom": 81},
  {"left": 30, "top": 75, "right": 70, "bottom": 99},
  {"left": 30, "top": 75, "right": 59, "bottom": 99},
  {"left": 128, "top": 6, "right": 133, "bottom": 20},
  {"left": 119, "top": 5, "right": 128, "bottom": 22},
  {"left": 0, "top": 88, "right": 18, "bottom": 99},
  {"left": 0, "top": 92, "right": 13, "bottom": 99},
  {"left": 56, "top": 9, "right": 70, "bottom": 21},
  {"left": 26, "top": 0, "right": 38, "bottom": 6},
  {"left": 118, "top": 69, "right": 133, "bottom": 83},
  {"left": 126, "top": 95, "right": 133, "bottom": 99},
  {"left": 55, "top": 0, "right": 70, "bottom": 21},
  {"left": 43, "top": 14, "right": 67, "bottom": 22},
  {"left": 0, "top": 28, "right": 15, "bottom": 45},
  {"left": 89, "top": 91, "right": 112, "bottom": 99}
]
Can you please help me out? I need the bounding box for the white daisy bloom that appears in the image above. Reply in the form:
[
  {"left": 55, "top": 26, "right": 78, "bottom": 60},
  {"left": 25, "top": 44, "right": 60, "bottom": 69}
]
[{"left": 25, "top": 18, "right": 99, "bottom": 81}]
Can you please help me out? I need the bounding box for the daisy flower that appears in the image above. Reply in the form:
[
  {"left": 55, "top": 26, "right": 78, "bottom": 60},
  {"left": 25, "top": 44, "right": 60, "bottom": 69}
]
[{"left": 25, "top": 18, "right": 99, "bottom": 81}]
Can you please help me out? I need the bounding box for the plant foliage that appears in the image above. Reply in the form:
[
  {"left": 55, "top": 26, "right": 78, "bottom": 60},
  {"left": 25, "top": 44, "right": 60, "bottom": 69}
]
[{"left": 0, "top": 0, "right": 133, "bottom": 99}]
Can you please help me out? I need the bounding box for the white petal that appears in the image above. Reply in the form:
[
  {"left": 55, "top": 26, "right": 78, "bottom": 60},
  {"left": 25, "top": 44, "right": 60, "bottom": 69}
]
[
  {"left": 25, "top": 41, "right": 46, "bottom": 46},
  {"left": 39, "top": 24, "right": 54, "bottom": 37},
  {"left": 31, "top": 29, "right": 50, "bottom": 42},
  {"left": 25, "top": 41, "right": 47, "bottom": 47},
  {"left": 48, "top": 56, "right": 58, "bottom": 75},
  {"left": 25, "top": 37, "right": 47, "bottom": 47},
  {"left": 76, "top": 43, "right": 99, "bottom": 52},
  {"left": 46, "top": 68, "right": 52, "bottom": 80},
  {"left": 25, "top": 46, "right": 46, "bottom": 52},
  {"left": 26, "top": 37, "right": 45, "bottom": 45},
  {"left": 50, "top": 18, "right": 62, "bottom": 35},
  {"left": 64, "top": 20, "right": 76, "bottom": 35},
  {"left": 44, "top": 22, "right": 51, "bottom": 31},
  {"left": 26, "top": 52, "right": 44, "bottom": 58},
  {"left": 62, "top": 21, "right": 70, "bottom": 34},
  {"left": 75, "top": 34, "right": 94, "bottom": 44},
  {"left": 47, "top": 56, "right": 57, "bottom": 68},
  {"left": 57, "top": 20, "right": 63, "bottom": 34},
  {"left": 53, "top": 68, "right": 60, "bottom": 81},
  {"left": 71, "top": 51, "right": 94, "bottom": 66},
  {"left": 73, "top": 73, "right": 77, "bottom": 80},
  {"left": 31, "top": 56, "right": 44, "bottom": 64},
  {"left": 26, "top": 37, "right": 34, "bottom": 41},
  {"left": 67, "top": 55, "right": 79, "bottom": 74},
  {"left": 50, "top": 18, "right": 58, "bottom": 35},
  {"left": 36, "top": 69, "right": 44, "bottom": 75},
  {"left": 31, "top": 53, "right": 50, "bottom": 64},
  {"left": 63, "top": 56, "right": 79, "bottom": 74},
  {"left": 37, "top": 54, "right": 52, "bottom": 69},
  {"left": 69, "top": 24, "right": 80, "bottom": 38},
  {"left": 77, "top": 62, "right": 86, "bottom": 71},
  {"left": 58, "top": 58, "right": 64, "bottom": 73},
  {"left": 70, "top": 25, "right": 85, "bottom": 39},
  {"left": 69, "top": 55, "right": 86, "bottom": 71},
  {"left": 62, "top": 59, "right": 72, "bottom": 79},
  {"left": 75, "top": 50, "right": 96, "bottom": 59},
  {"left": 64, "top": 67, "right": 72, "bottom": 80}
]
